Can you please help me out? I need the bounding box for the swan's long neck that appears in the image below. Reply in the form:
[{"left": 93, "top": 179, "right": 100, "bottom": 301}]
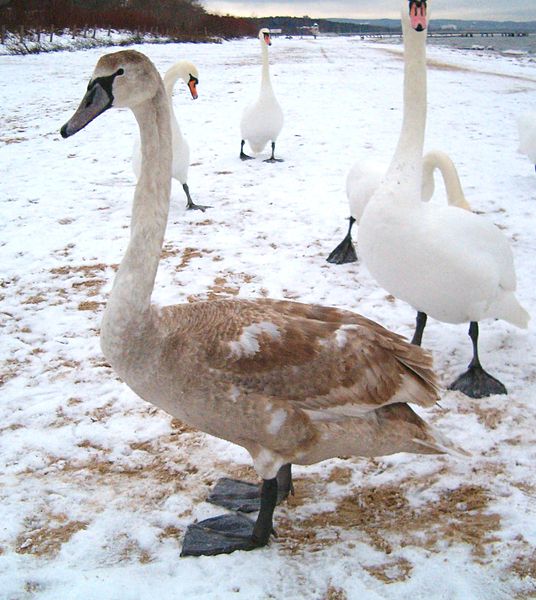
[
  {"left": 101, "top": 84, "right": 172, "bottom": 358},
  {"left": 422, "top": 151, "right": 470, "bottom": 209},
  {"left": 260, "top": 42, "right": 273, "bottom": 92},
  {"left": 386, "top": 17, "right": 428, "bottom": 197},
  {"left": 163, "top": 69, "right": 183, "bottom": 135}
]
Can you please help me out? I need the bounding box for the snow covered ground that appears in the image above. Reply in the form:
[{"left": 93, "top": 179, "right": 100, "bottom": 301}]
[{"left": 1, "top": 31, "right": 535, "bottom": 600}]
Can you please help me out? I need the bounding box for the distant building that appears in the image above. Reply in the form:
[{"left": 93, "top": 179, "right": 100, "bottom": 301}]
[
  {"left": 440, "top": 24, "right": 458, "bottom": 31},
  {"left": 298, "top": 23, "right": 320, "bottom": 38}
]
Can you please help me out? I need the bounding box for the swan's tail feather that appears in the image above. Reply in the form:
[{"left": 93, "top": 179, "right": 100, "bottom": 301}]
[
  {"left": 377, "top": 403, "right": 469, "bottom": 458},
  {"left": 493, "top": 293, "right": 530, "bottom": 329},
  {"left": 412, "top": 427, "right": 471, "bottom": 458}
]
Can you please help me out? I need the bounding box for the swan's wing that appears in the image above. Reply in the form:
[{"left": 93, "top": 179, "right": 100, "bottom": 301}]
[
  {"left": 199, "top": 299, "right": 439, "bottom": 417},
  {"left": 426, "top": 207, "right": 517, "bottom": 292}
]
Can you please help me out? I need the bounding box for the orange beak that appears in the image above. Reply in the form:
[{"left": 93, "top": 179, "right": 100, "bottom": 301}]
[
  {"left": 263, "top": 32, "right": 272, "bottom": 46},
  {"left": 188, "top": 76, "right": 198, "bottom": 100}
]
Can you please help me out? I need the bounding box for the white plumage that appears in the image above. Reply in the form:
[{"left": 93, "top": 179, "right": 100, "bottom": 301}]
[
  {"left": 133, "top": 60, "right": 208, "bottom": 210},
  {"left": 516, "top": 111, "right": 536, "bottom": 171},
  {"left": 240, "top": 29, "right": 284, "bottom": 162},
  {"left": 327, "top": 150, "right": 471, "bottom": 265},
  {"left": 358, "top": 1, "right": 529, "bottom": 397}
]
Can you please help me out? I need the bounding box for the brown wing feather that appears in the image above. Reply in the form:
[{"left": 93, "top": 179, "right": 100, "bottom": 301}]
[{"left": 172, "top": 298, "right": 440, "bottom": 413}]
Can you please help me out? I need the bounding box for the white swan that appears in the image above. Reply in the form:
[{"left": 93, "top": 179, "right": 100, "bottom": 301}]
[
  {"left": 133, "top": 59, "right": 208, "bottom": 211},
  {"left": 516, "top": 111, "right": 536, "bottom": 172},
  {"left": 327, "top": 150, "right": 471, "bottom": 265},
  {"left": 61, "top": 49, "right": 458, "bottom": 557},
  {"left": 240, "top": 28, "right": 284, "bottom": 162},
  {"left": 420, "top": 150, "right": 471, "bottom": 209},
  {"left": 358, "top": 0, "right": 529, "bottom": 398}
]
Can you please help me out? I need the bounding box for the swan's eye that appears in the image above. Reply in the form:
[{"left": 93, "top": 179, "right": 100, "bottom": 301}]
[{"left": 116, "top": 68, "right": 125, "bottom": 76}]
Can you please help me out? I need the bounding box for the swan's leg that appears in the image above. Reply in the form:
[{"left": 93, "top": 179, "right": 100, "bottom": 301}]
[
  {"left": 448, "top": 321, "right": 507, "bottom": 398},
  {"left": 240, "top": 139, "right": 254, "bottom": 160},
  {"left": 411, "top": 311, "right": 428, "bottom": 346},
  {"left": 207, "top": 463, "right": 293, "bottom": 512},
  {"left": 264, "top": 141, "right": 284, "bottom": 163},
  {"left": 180, "top": 477, "right": 279, "bottom": 556},
  {"left": 182, "top": 183, "right": 211, "bottom": 212},
  {"left": 326, "top": 217, "right": 358, "bottom": 264}
]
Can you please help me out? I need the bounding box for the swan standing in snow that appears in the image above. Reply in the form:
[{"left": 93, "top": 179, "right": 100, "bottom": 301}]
[
  {"left": 420, "top": 150, "right": 471, "bottom": 209},
  {"left": 61, "top": 49, "right": 457, "bottom": 557},
  {"left": 516, "top": 111, "right": 536, "bottom": 172},
  {"left": 358, "top": 0, "right": 529, "bottom": 399},
  {"left": 240, "top": 28, "right": 284, "bottom": 162},
  {"left": 327, "top": 150, "right": 471, "bottom": 265},
  {"left": 133, "top": 60, "right": 209, "bottom": 211}
]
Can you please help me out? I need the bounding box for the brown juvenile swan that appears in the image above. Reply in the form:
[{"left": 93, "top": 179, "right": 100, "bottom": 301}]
[{"left": 60, "top": 49, "right": 458, "bottom": 557}]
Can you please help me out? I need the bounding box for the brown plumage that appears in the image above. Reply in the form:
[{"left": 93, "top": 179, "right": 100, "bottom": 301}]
[{"left": 60, "top": 49, "right": 456, "bottom": 556}]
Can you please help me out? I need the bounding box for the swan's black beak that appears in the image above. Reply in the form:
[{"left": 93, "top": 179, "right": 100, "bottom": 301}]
[{"left": 60, "top": 79, "right": 114, "bottom": 138}]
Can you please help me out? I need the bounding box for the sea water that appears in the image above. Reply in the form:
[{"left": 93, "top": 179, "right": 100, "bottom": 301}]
[{"left": 427, "top": 32, "right": 536, "bottom": 58}]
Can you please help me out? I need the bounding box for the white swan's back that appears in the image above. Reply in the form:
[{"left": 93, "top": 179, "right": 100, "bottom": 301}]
[{"left": 362, "top": 200, "right": 528, "bottom": 327}]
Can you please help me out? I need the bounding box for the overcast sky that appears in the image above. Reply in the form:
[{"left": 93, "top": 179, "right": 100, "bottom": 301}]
[{"left": 201, "top": 1, "right": 535, "bottom": 21}]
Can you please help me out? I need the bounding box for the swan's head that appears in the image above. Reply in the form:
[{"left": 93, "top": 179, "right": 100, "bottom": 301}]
[
  {"left": 60, "top": 50, "right": 161, "bottom": 138},
  {"left": 407, "top": 1, "right": 428, "bottom": 32},
  {"left": 259, "top": 28, "right": 272, "bottom": 46},
  {"left": 164, "top": 60, "right": 199, "bottom": 100}
]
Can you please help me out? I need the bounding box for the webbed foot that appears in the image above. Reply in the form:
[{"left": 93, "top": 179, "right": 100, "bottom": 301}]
[
  {"left": 326, "top": 234, "right": 357, "bottom": 264},
  {"left": 186, "top": 201, "right": 211, "bottom": 212},
  {"left": 207, "top": 478, "right": 261, "bottom": 513},
  {"left": 326, "top": 217, "right": 357, "bottom": 264},
  {"left": 448, "top": 364, "right": 507, "bottom": 398},
  {"left": 240, "top": 139, "right": 254, "bottom": 160},
  {"left": 181, "top": 513, "right": 264, "bottom": 556},
  {"left": 182, "top": 476, "right": 280, "bottom": 556},
  {"left": 207, "top": 474, "right": 292, "bottom": 512}
]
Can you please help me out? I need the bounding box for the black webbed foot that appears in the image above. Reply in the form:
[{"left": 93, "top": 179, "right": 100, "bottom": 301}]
[
  {"left": 186, "top": 201, "right": 211, "bottom": 212},
  {"left": 326, "top": 233, "right": 357, "bottom": 264},
  {"left": 448, "top": 363, "right": 507, "bottom": 398},
  {"left": 207, "top": 464, "right": 293, "bottom": 513},
  {"left": 183, "top": 183, "right": 211, "bottom": 212},
  {"left": 181, "top": 513, "right": 262, "bottom": 557},
  {"left": 207, "top": 478, "right": 261, "bottom": 513},
  {"left": 263, "top": 141, "right": 282, "bottom": 163},
  {"left": 326, "top": 217, "right": 357, "bottom": 264},
  {"left": 240, "top": 139, "right": 254, "bottom": 160},
  {"left": 182, "top": 476, "right": 280, "bottom": 556}
]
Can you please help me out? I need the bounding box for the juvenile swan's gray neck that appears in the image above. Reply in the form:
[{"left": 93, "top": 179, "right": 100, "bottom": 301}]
[{"left": 101, "top": 85, "right": 172, "bottom": 352}]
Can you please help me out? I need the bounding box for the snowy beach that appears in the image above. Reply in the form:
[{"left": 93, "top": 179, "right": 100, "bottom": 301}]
[{"left": 1, "top": 32, "right": 536, "bottom": 599}]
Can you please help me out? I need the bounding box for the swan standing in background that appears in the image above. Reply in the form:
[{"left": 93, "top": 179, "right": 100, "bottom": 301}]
[
  {"left": 516, "top": 111, "right": 536, "bottom": 172},
  {"left": 358, "top": 0, "right": 529, "bottom": 399},
  {"left": 133, "top": 59, "right": 209, "bottom": 211},
  {"left": 327, "top": 150, "right": 471, "bottom": 265},
  {"left": 61, "top": 49, "right": 458, "bottom": 557},
  {"left": 420, "top": 150, "right": 471, "bottom": 209},
  {"left": 240, "top": 28, "right": 284, "bottom": 162}
]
